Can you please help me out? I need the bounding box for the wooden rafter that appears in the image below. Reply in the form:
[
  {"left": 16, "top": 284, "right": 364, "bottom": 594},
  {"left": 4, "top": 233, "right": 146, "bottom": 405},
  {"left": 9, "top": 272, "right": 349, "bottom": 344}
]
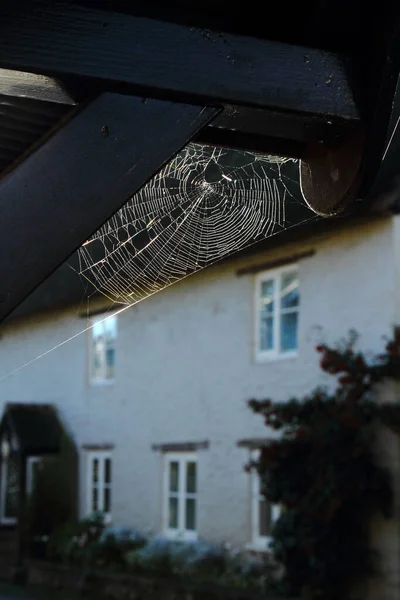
[{"left": 0, "top": 93, "right": 217, "bottom": 320}]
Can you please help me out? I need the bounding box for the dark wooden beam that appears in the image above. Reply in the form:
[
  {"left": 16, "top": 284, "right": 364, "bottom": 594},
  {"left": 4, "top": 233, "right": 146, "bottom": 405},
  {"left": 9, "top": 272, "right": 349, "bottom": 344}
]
[
  {"left": 0, "top": 93, "right": 217, "bottom": 321},
  {"left": 207, "top": 105, "right": 343, "bottom": 144},
  {"left": 0, "top": 1, "right": 359, "bottom": 122},
  {"left": 196, "top": 128, "right": 306, "bottom": 159}
]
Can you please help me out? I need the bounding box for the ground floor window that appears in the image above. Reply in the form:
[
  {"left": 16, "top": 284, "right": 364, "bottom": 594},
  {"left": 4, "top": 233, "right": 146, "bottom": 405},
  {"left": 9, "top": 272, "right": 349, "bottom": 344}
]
[
  {"left": 163, "top": 452, "right": 197, "bottom": 540},
  {"left": 86, "top": 450, "right": 112, "bottom": 523},
  {"left": 250, "top": 450, "right": 280, "bottom": 550}
]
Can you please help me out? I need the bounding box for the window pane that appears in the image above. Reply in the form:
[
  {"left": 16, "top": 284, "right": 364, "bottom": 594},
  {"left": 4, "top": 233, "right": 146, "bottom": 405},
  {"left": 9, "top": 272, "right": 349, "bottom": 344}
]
[
  {"left": 281, "top": 312, "right": 298, "bottom": 352},
  {"left": 259, "top": 498, "right": 272, "bottom": 537},
  {"left": 185, "top": 498, "right": 196, "bottom": 531},
  {"left": 92, "top": 459, "right": 99, "bottom": 484},
  {"left": 186, "top": 462, "right": 197, "bottom": 494},
  {"left": 104, "top": 315, "right": 117, "bottom": 338},
  {"left": 29, "top": 459, "right": 42, "bottom": 496},
  {"left": 92, "top": 321, "right": 104, "bottom": 338},
  {"left": 105, "top": 317, "right": 116, "bottom": 378},
  {"left": 169, "top": 462, "right": 179, "bottom": 493},
  {"left": 93, "top": 347, "right": 101, "bottom": 368},
  {"left": 92, "top": 339, "right": 104, "bottom": 378},
  {"left": 92, "top": 487, "right": 98, "bottom": 512},
  {"left": 106, "top": 347, "right": 115, "bottom": 378},
  {"left": 92, "top": 341, "right": 103, "bottom": 379},
  {"left": 260, "top": 279, "right": 274, "bottom": 313},
  {"left": 260, "top": 314, "right": 274, "bottom": 351},
  {"left": 105, "top": 458, "right": 111, "bottom": 484},
  {"left": 168, "top": 497, "right": 179, "bottom": 528},
  {"left": 104, "top": 487, "right": 111, "bottom": 513},
  {"left": 92, "top": 316, "right": 117, "bottom": 380},
  {"left": 280, "top": 271, "right": 299, "bottom": 309}
]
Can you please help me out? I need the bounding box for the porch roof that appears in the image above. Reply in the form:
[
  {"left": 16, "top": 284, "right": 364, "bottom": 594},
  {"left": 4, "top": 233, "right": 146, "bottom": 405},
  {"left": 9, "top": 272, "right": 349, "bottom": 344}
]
[{"left": 0, "top": 404, "right": 63, "bottom": 456}]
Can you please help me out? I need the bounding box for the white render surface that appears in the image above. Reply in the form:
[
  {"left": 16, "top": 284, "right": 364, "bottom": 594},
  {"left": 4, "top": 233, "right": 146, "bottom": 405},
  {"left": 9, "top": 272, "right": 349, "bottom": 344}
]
[{"left": 0, "top": 216, "right": 396, "bottom": 546}]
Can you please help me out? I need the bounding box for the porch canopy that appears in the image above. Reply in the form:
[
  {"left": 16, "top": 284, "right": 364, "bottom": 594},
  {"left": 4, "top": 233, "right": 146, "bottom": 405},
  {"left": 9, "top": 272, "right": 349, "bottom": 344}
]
[
  {"left": 0, "top": 404, "right": 63, "bottom": 458},
  {"left": 0, "top": 0, "right": 400, "bottom": 321}
]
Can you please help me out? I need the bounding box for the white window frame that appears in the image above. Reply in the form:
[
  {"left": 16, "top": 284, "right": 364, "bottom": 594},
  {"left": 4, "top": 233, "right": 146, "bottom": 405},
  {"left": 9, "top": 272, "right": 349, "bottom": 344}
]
[
  {"left": 248, "top": 450, "right": 280, "bottom": 552},
  {"left": 163, "top": 452, "right": 198, "bottom": 541},
  {"left": 86, "top": 450, "right": 112, "bottom": 524},
  {"left": 254, "top": 264, "right": 299, "bottom": 362},
  {"left": 89, "top": 314, "right": 117, "bottom": 385},
  {"left": 27, "top": 456, "right": 42, "bottom": 496}
]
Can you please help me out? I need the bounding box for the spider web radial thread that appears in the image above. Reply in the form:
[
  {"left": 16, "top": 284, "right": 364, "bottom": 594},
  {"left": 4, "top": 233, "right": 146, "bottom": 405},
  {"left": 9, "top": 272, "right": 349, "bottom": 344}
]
[{"left": 77, "top": 143, "right": 305, "bottom": 304}]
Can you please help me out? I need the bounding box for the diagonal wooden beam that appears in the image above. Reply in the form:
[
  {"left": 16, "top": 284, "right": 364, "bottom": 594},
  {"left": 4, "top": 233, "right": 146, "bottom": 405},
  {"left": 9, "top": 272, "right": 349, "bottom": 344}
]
[
  {"left": 0, "top": 1, "right": 359, "bottom": 121},
  {"left": 0, "top": 93, "right": 217, "bottom": 321}
]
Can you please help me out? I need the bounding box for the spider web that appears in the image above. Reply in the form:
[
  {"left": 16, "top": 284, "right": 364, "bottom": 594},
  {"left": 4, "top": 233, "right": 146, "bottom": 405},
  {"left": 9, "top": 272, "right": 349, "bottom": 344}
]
[
  {"left": 74, "top": 143, "right": 313, "bottom": 305},
  {"left": 0, "top": 143, "right": 317, "bottom": 381}
]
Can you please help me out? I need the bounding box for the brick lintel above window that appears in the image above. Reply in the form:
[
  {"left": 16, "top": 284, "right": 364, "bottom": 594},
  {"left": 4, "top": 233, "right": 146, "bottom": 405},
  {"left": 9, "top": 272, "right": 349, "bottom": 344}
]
[
  {"left": 152, "top": 440, "right": 209, "bottom": 453},
  {"left": 82, "top": 443, "right": 115, "bottom": 451},
  {"left": 237, "top": 438, "right": 272, "bottom": 450}
]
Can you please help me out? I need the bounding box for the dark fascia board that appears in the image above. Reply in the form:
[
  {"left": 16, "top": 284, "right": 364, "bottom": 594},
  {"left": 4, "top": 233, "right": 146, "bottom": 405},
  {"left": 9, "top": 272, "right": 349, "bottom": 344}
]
[
  {"left": 82, "top": 443, "right": 114, "bottom": 451},
  {"left": 77, "top": 305, "right": 116, "bottom": 319},
  {"left": 2, "top": 206, "right": 393, "bottom": 327},
  {"left": 236, "top": 249, "right": 315, "bottom": 276},
  {"left": 0, "top": 1, "right": 359, "bottom": 123}
]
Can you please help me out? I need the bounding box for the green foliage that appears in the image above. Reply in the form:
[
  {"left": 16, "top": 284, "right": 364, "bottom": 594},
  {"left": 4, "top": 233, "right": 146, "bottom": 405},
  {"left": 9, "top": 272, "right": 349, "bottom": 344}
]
[
  {"left": 248, "top": 330, "right": 400, "bottom": 600},
  {"left": 93, "top": 527, "right": 147, "bottom": 570},
  {"left": 47, "top": 512, "right": 105, "bottom": 564},
  {"left": 48, "top": 522, "right": 278, "bottom": 593},
  {"left": 27, "top": 431, "right": 78, "bottom": 546}
]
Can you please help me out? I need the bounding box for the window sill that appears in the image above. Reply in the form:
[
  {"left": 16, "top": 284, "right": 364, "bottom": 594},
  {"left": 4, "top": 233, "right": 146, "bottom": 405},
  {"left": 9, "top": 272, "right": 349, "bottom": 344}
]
[
  {"left": 254, "top": 351, "right": 298, "bottom": 364},
  {"left": 89, "top": 378, "right": 115, "bottom": 387},
  {"left": 86, "top": 513, "right": 112, "bottom": 526},
  {"left": 245, "top": 539, "right": 273, "bottom": 553},
  {"left": 163, "top": 530, "right": 198, "bottom": 543}
]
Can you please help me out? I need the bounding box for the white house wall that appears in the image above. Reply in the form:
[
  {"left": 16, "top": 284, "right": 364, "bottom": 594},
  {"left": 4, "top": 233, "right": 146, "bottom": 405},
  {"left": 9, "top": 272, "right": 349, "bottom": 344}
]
[{"left": 0, "top": 216, "right": 396, "bottom": 546}]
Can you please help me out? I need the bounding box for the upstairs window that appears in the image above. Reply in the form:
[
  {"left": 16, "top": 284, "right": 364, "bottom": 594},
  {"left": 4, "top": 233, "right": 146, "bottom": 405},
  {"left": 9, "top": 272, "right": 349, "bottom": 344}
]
[
  {"left": 255, "top": 266, "right": 299, "bottom": 360},
  {"left": 90, "top": 314, "right": 117, "bottom": 382}
]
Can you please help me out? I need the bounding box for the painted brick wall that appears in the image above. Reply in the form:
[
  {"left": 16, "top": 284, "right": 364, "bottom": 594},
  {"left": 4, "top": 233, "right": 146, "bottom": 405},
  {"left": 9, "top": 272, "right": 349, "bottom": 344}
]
[{"left": 0, "top": 217, "right": 395, "bottom": 547}]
